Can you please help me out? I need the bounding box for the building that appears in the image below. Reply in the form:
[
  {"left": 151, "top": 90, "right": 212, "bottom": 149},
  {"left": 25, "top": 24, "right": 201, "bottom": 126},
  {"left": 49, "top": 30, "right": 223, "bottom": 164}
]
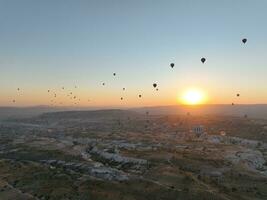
[{"left": 192, "top": 125, "right": 205, "bottom": 137}]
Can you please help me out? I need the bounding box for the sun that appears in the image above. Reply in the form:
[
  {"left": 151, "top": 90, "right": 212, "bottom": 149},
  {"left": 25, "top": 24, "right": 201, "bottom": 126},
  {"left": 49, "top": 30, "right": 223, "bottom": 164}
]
[{"left": 181, "top": 89, "right": 205, "bottom": 105}]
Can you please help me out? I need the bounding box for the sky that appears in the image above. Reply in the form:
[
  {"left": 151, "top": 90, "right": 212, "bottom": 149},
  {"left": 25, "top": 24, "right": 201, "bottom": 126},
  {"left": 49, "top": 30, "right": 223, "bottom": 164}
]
[{"left": 0, "top": 0, "right": 267, "bottom": 107}]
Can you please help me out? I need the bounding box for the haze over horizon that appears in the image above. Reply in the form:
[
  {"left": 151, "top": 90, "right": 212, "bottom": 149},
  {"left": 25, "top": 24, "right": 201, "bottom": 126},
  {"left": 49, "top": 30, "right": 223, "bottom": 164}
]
[{"left": 1, "top": 0, "right": 267, "bottom": 107}]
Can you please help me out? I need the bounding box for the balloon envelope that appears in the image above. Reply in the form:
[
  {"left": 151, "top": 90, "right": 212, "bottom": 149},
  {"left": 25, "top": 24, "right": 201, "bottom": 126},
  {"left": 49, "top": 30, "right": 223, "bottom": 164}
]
[{"left": 201, "top": 58, "right": 206, "bottom": 63}]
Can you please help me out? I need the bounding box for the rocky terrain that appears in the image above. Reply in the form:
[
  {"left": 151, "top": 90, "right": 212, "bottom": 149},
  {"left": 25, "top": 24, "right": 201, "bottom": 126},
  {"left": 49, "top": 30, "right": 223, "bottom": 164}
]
[{"left": 0, "top": 109, "right": 267, "bottom": 200}]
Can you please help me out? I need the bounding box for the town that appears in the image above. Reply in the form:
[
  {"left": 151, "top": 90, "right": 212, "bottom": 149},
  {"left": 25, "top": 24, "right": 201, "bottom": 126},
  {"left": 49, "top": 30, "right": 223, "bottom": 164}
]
[{"left": 0, "top": 109, "right": 266, "bottom": 199}]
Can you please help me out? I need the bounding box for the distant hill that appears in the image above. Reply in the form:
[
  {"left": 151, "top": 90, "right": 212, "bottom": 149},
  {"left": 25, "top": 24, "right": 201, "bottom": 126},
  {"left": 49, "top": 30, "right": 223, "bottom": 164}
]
[
  {"left": 0, "top": 106, "right": 73, "bottom": 120},
  {"left": 0, "top": 107, "right": 141, "bottom": 123},
  {"left": 1, "top": 104, "right": 267, "bottom": 121},
  {"left": 132, "top": 104, "right": 267, "bottom": 119},
  {"left": 38, "top": 109, "right": 140, "bottom": 120}
]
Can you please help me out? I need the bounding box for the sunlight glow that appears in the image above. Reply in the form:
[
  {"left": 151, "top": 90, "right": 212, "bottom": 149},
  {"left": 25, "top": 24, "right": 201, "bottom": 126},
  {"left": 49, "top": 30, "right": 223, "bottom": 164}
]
[{"left": 181, "top": 89, "right": 205, "bottom": 105}]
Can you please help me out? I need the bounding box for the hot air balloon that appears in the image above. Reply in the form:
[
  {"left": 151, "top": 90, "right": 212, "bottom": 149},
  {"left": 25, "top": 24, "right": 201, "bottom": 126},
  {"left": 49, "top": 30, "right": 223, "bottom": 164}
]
[
  {"left": 237, "top": 94, "right": 240, "bottom": 97},
  {"left": 113, "top": 73, "right": 116, "bottom": 76},
  {"left": 48, "top": 90, "right": 50, "bottom": 93},
  {"left": 139, "top": 94, "right": 142, "bottom": 98},
  {"left": 156, "top": 88, "right": 159, "bottom": 91},
  {"left": 153, "top": 83, "right": 157, "bottom": 88},
  {"left": 170, "top": 63, "right": 175, "bottom": 68},
  {"left": 12, "top": 100, "right": 16, "bottom": 103},
  {"left": 123, "top": 88, "right": 125, "bottom": 91},
  {"left": 201, "top": 58, "right": 206, "bottom": 63},
  {"left": 242, "top": 38, "right": 247, "bottom": 44},
  {"left": 102, "top": 83, "right": 105, "bottom": 86},
  {"left": 232, "top": 103, "right": 234, "bottom": 106},
  {"left": 120, "top": 97, "right": 123, "bottom": 100}
]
